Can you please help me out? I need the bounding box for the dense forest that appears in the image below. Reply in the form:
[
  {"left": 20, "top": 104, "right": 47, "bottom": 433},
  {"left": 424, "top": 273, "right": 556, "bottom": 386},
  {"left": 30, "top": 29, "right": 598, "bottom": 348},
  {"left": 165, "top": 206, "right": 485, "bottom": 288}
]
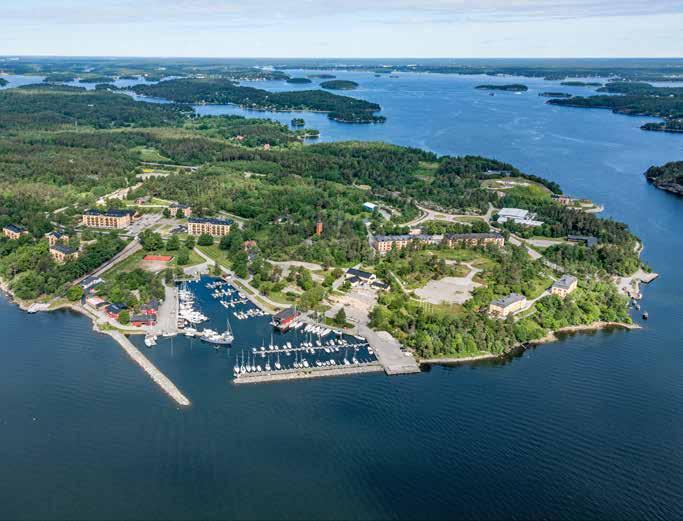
[
  {"left": 644, "top": 161, "right": 683, "bottom": 195},
  {"left": 131, "top": 78, "right": 385, "bottom": 123}
]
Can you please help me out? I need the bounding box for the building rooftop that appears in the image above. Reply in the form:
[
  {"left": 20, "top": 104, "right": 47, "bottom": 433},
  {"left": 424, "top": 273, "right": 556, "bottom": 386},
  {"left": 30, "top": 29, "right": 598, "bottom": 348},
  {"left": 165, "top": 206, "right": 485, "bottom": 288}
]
[
  {"left": 84, "top": 208, "right": 133, "bottom": 217},
  {"left": 445, "top": 232, "right": 503, "bottom": 240},
  {"left": 491, "top": 293, "right": 526, "bottom": 309},
  {"left": 553, "top": 275, "right": 578, "bottom": 290},
  {"left": 273, "top": 307, "right": 300, "bottom": 321},
  {"left": 81, "top": 276, "right": 103, "bottom": 289},
  {"left": 4, "top": 224, "right": 26, "bottom": 234},
  {"left": 46, "top": 230, "right": 66, "bottom": 238},
  {"left": 567, "top": 235, "right": 599, "bottom": 247},
  {"left": 188, "top": 217, "right": 233, "bottom": 226},
  {"left": 498, "top": 208, "right": 530, "bottom": 219},
  {"left": 50, "top": 244, "right": 78, "bottom": 255},
  {"left": 347, "top": 268, "right": 374, "bottom": 280}
]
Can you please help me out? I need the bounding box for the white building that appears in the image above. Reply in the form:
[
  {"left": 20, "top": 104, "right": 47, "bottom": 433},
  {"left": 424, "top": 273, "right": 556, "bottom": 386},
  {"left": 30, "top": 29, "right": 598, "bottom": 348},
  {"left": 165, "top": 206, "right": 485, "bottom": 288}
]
[{"left": 497, "top": 208, "right": 544, "bottom": 227}]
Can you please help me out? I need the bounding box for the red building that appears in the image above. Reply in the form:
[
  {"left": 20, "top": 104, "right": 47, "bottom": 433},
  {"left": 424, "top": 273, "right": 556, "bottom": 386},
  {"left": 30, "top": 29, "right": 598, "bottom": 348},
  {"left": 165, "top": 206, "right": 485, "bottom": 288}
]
[
  {"left": 272, "top": 307, "right": 300, "bottom": 331},
  {"left": 315, "top": 221, "right": 323, "bottom": 236}
]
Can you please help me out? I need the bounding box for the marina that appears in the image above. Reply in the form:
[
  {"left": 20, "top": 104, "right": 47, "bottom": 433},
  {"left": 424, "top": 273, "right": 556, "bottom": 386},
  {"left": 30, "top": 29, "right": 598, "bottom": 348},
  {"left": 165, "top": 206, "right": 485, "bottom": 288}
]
[{"left": 170, "top": 275, "right": 380, "bottom": 382}]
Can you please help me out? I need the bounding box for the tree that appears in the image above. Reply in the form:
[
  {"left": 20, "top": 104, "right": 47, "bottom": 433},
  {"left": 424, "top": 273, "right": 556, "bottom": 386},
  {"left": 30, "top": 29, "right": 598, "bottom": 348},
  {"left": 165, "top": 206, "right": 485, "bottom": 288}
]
[
  {"left": 66, "top": 285, "right": 83, "bottom": 301},
  {"left": 139, "top": 229, "right": 164, "bottom": 251},
  {"left": 176, "top": 248, "right": 190, "bottom": 266},
  {"left": 118, "top": 310, "right": 130, "bottom": 325},
  {"left": 197, "top": 233, "right": 214, "bottom": 246},
  {"left": 176, "top": 208, "right": 184, "bottom": 219},
  {"left": 166, "top": 234, "right": 180, "bottom": 251},
  {"left": 162, "top": 207, "right": 171, "bottom": 218},
  {"left": 333, "top": 307, "right": 347, "bottom": 327},
  {"left": 212, "top": 262, "right": 222, "bottom": 276},
  {"left": 185, "top": 235, "right": 196, "bottom": 249}
]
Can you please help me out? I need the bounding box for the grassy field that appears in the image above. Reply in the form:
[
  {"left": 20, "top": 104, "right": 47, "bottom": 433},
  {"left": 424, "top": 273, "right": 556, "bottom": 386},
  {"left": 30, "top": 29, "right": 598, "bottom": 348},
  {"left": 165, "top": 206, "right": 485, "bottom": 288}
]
[{"left": 131, "top": 146, "right": 170, "bottom": 163}]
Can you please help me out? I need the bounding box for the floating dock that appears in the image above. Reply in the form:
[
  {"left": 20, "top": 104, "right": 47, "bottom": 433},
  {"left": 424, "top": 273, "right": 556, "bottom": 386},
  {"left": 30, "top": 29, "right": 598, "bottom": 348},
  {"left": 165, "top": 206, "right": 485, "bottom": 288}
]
[
  {"left": 233, "top": 362, "right": 383, "bottom": 384},
  {"left": 109, "top": 331, "right": 190, "bottom": 406}
]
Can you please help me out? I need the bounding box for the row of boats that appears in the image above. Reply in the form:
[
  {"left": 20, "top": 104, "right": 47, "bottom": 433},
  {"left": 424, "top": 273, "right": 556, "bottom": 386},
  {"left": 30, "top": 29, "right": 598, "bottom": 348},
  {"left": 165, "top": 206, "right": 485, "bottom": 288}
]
[
  {"left": 233, "top": 347, "right": 373, "bottom": 377},
  {"left": 233, "top": 308, "right": 267, "bottom": 320}
]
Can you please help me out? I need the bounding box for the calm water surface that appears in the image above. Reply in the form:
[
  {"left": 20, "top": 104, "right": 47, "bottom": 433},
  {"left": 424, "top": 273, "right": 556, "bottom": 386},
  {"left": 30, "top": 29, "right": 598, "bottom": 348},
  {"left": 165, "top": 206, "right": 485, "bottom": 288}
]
[{"left": 1, "top": 70, "right": 682, "bottom": 520}]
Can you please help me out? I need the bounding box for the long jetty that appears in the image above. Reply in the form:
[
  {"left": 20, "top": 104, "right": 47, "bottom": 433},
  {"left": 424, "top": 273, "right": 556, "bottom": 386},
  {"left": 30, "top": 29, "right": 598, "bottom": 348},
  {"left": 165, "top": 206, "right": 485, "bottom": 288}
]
[
  {"left": 109, "top": 331, "right": 190, "bottom": 406},
  {"left": 234, "top": 362, "right": 383, "bottom": 384}
]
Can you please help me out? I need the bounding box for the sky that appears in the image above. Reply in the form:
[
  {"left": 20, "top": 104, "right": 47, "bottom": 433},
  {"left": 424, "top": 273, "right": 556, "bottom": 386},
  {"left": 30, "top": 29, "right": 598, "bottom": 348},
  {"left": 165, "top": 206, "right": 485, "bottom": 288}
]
[{"left": 1, "top": 0, "right": 682, "bottom": 58}]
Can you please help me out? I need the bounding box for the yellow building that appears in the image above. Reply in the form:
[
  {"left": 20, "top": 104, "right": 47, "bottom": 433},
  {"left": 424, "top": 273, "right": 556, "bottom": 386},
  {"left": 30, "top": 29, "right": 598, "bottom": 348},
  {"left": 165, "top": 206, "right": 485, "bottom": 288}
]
[
  {"left": 551, "top": 275, "right": 578, "bottom": 298},
  {"left": 82, "top": 209, "right": 132, "bottom": 229},
  {"left": 489, "top": 293, "right": 527, "bottom": 318},
  {"left": 169, "top": 203, "right": 192, "bottom": 217},
  {"left": 50, "top": 244, "right": 79, "bottom": 263},
  {"left": 45, "top": 231, "right": 69, "bottom": 247},
  {"left": 2, "top": 224, "right": 27, "bottom": 240},
  {"left": 187, "top": 217, "right": 233, "bottom": 237}
]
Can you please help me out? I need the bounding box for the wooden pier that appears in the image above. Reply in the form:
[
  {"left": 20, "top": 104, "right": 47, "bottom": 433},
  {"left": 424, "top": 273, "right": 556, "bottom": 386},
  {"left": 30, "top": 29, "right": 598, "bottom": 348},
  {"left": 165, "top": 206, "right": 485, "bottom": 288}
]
[
  {"left": 109, "top": 331, "right": 190, "bottom": 406},
  {"left": 233, "top": 362, "right": 383, "bottom": 384}
]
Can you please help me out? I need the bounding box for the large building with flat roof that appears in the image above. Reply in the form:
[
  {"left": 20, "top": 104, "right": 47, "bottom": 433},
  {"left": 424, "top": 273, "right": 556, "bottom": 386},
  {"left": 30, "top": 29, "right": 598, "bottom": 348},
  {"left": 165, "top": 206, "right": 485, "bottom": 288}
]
[
  {"left": 82, "top": 209, "right": 132, "bottom": 229},
  {"left": 497, "top": 208, "right": 544, "bottom": 227},
  {"left": 489, "top": 293, "right": 527, "bottom": 318},
  {"left": 187, "top": 217, "right": 233, "bottom": 237}
]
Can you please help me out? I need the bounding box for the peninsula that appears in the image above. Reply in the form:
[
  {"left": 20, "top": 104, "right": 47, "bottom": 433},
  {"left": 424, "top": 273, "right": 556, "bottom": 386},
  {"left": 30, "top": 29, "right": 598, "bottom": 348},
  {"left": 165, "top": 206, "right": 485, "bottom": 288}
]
[
  {"left": 130, "top": 78, "right": 385, "bottom": 123},
  {"left": 644, "top": 161, "right": 683, "bottom": 195},
  {"left": 0, "top": 81, "right": 649, "bottom": 373}
]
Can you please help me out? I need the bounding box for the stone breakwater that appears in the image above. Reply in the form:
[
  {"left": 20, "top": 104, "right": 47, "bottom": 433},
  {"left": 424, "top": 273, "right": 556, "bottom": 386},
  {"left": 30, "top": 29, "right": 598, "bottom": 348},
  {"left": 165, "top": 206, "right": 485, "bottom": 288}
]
[{"left": 109, "top": 331, "right": 191, "bottom": 406}]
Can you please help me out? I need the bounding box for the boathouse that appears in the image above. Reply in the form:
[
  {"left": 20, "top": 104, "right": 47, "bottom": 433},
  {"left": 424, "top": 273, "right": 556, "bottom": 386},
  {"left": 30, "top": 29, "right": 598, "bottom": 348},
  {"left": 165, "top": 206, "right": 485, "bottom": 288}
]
[{"left": 272, "top": 307, "right": 300, "bottom": 331}]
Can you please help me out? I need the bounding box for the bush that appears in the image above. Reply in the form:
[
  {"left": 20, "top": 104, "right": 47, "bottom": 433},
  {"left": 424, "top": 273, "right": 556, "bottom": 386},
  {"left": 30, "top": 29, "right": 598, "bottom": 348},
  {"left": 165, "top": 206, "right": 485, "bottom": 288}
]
[
  {"left": 118, "top": 310, "right": 130, "bottom": 325},
  {"left": 66, "top": 285, "right": 83, "bottom": 301}
]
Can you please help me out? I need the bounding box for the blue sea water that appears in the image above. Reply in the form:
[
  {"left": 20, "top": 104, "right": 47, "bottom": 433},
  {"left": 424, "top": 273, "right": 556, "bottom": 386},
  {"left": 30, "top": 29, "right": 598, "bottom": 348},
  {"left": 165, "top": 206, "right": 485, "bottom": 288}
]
[{"left": 1, "top": 68, "right": 682, "bottom": 520}]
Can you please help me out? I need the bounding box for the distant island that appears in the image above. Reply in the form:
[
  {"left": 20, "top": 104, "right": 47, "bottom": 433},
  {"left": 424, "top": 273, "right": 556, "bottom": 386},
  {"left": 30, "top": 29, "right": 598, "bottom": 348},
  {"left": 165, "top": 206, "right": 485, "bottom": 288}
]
[
  {"left": 285, "top": 78, "right": 312, "bottom": 84},
  {"left": 43, "top": 73, "right": 77, "bottom": 83},
  {"left": 78, "top": 76, "right": 116, "bottom": 84},
  {"left": 476, "top": 84, "right": 528, "bottom": 92},
  {"left": 644, "top": 161, "right": 683, "bottom": 195},
  {"left": 560, "top": 81, "right": 603, "bottom": 87},
  {"left": 539, "top": 92, "right": 572, "bottom": 98},
  {"left": 308, "top": 74, "right": 336, "bottom": 79},
  {"left": 321, "top": 80, "right": 359, "bottom": 90},
  {"left": 291, "top": 118, "right": 305, "bottom": 127},
  {"left": 131, "top": 78, "right": 385, "bottom": 123},
  {"left": 547, "top": 81, "right": 683, "bottom": 134}
]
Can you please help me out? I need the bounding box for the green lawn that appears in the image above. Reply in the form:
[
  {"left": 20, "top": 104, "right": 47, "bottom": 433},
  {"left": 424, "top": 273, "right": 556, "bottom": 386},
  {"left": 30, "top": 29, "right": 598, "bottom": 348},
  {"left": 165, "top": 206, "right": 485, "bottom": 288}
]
[{"left": 130, "top": 146, "right": 170, "bottom": 163}]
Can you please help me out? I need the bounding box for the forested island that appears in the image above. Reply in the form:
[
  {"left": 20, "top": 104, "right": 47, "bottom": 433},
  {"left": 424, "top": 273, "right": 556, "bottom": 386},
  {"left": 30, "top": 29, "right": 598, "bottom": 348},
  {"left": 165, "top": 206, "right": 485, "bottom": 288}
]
[
  {"left": 560, "top": 81, "right": 603, "bottom": 87},
  {"left": 547, "top": 81, "right": 683, "bottom": 134},
  {"left": 476, "top": 84, "right": 528, "bottom": 92},
  {"left": 285, "top": 77, "right": 312, "bottom": 84},
  {"left": 320, "top": 80, "right": 359, "bottom": 90},
  {"left": 0, "top": 80, "right": 647, "bottom": 360},
  {"left": 644, "top": 161, "right": 683, "bottom": 195},
  {"left": 130, "top": 78, "right": 384, "bottom": 123},
  {"left": 540, "top": 92, "right": 572, "bottom": 98}
]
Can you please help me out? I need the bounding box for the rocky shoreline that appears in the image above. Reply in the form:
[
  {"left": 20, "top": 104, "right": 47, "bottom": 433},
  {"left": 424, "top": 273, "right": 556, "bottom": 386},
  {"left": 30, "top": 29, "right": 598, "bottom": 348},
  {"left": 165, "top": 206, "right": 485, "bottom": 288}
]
[{"left": 420, "top": 320, "right": 640, "bottom": 366}]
